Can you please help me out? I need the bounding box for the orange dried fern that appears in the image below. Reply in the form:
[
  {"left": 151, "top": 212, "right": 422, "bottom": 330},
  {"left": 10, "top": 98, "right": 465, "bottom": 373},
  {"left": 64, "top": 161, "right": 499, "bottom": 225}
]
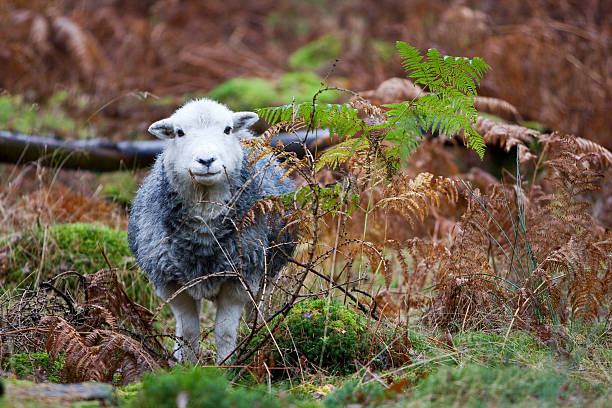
[
  {"left": 376, "top": 172, "right": 458, "bottom": 229},
  {"left": 43, "top": 315, "right": 160, "bottom": 384}
]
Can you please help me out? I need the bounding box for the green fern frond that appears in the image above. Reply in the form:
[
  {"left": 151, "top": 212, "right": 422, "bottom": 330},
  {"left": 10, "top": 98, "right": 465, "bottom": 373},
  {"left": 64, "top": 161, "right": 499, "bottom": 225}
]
[{"left": 390, "top": 41, "right": 489, "bottom": 159}]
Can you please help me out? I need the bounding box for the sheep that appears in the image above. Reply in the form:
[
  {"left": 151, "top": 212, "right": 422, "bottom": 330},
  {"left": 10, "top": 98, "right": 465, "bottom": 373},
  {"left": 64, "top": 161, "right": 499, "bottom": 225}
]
[{"left": 128, "top": 98, "right": 296, "bottom": 363}]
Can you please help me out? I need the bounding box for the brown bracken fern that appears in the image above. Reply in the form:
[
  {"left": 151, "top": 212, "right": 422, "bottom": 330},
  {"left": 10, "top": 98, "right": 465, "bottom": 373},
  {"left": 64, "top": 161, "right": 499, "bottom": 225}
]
[{"left": 43, "top": 315, "right": 160, "bottom": 384}]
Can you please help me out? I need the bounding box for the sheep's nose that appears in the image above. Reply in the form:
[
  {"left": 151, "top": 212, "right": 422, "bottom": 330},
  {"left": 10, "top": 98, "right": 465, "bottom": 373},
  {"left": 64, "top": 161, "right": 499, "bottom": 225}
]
[{"left": 197, "top": 157, "right": 216, "bottom": 168}]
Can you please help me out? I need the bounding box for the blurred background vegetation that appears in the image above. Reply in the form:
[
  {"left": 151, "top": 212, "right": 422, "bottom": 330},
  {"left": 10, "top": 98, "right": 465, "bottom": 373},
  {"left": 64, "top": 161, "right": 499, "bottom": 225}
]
[{"left": 0, "top": 0, "right": 609, "bottom": 146}]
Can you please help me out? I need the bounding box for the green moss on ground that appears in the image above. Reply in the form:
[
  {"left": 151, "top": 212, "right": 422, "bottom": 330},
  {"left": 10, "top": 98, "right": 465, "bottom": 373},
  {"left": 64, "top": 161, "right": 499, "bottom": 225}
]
[
  {"left": 254, "top": 299, "right": 370, "bottom": 374},
  {"left": 208, "top": 72, "right": 340, "bottom": 112},
  {"left": 322, "top": 328, "right": 611, "bottom": 407},
  {"left": 405, "top": 364, "right": 609, "bottom": 408},
  {"left": 3, "top": 223, "right": 131, "bottom": 280},
  {"left": 289, "top": 34, "right": 341, "bottom": 71},
  {"left": 324, "top": 363, "right": 610, "bottom": 408},
  {"left": 1, "top": 222, "right": 162, "bottom": 311}
]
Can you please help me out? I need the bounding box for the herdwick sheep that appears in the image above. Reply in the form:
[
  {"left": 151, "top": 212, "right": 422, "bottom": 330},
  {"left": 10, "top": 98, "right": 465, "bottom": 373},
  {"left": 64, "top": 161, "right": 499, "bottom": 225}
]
[{"left": 128, "top": 98, "right": 296, "bottom": 363}]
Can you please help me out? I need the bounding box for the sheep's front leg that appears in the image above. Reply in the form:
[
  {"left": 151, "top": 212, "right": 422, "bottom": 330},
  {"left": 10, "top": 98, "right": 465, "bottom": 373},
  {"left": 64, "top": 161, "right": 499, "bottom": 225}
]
[
  {"left": 214, "top": 282, "right": 248, "bottom": 364},
  {"left": 159, "top": 285, "right": 201, "bottom": 363}
]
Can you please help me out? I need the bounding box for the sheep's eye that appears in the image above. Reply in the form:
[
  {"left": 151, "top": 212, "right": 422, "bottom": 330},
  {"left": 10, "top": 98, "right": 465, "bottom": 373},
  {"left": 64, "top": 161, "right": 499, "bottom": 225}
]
[
  {"left": 176, "top": 129, "right": 185, "bottom": 137},
  {"left": 224, "top": 126, "right": 232, "bottom": 135}
]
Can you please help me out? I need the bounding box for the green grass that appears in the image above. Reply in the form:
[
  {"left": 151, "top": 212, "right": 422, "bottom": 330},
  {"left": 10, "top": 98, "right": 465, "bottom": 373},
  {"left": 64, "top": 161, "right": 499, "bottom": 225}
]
[
  {"left": 99, "top": 171, "right": 138, "bottom": 207},
  {"left": 323, "top": 363, "right": 610, "bottom": 408},
  {"left": 402, "top": 363, "right": 608, "bottom": 408},
  {"left": 124, "top": 366, "right": 317, "bottom": 408},
  {"left": 451, "top": 331, "right": 550, "bottom": 367},
  {"left": 321, "top": 328, "right": 611, "bottom": 407}
]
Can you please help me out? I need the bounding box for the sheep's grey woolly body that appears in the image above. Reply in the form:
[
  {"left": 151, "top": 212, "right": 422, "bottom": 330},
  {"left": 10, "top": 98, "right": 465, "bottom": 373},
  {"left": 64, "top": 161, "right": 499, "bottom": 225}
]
[{"left": 128, "top": 152, "right": 295, "bottom": 301}]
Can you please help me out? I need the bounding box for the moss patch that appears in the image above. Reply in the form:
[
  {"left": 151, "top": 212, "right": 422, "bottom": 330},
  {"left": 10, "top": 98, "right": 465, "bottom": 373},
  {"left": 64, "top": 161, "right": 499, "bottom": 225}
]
[
  {"left": 324, "top": 364, "right": 610, "bottom": 408},
  {"left": 259, "top": 299, "right": 370, "bottom": 374},
  {"left": 208, "top": 72, "right": 340, "bottom": 112},
  {"left": 289, "top": 34, "right": 342, "bottom": 71},
  {"left": 2, "top": 223, "right": 132, "bottom": 288},
  {"left": 406, "top": 364, "right": 608, "bottom": 408}
]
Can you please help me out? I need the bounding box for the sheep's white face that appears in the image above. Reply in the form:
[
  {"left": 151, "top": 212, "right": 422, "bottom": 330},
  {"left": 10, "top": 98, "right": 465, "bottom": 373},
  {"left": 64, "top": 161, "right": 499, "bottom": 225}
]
[{"left": 148, "top": 99, "right": 258, "bottom": 190}]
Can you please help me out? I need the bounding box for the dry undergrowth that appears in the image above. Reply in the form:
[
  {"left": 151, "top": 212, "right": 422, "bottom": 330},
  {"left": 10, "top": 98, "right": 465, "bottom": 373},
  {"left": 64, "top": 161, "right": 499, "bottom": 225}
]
[{"left": 1, "top": 269, "right": 169, "bottom": 384}]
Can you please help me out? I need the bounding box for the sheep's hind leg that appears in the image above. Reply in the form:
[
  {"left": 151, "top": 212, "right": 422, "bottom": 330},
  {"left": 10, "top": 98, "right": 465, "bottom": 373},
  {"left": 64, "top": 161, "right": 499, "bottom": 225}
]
[
  {"left": 214, "top": 281, "right": 248, "bottom": 364},
  {"left": 159, "top": 283, "right": 201, "bottom": 363}
]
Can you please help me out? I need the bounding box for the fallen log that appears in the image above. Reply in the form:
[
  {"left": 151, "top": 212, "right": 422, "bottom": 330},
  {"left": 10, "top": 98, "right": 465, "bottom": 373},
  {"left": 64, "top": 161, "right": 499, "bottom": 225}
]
[{"left": 0, "top": 129, "right": 331, "bottom": 172}]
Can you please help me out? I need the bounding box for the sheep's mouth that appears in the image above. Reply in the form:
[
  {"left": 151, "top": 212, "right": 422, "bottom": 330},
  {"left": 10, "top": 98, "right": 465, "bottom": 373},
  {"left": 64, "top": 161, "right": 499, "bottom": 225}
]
[{"left": 190, "top": 171, "right": 220, "bottom": 178}]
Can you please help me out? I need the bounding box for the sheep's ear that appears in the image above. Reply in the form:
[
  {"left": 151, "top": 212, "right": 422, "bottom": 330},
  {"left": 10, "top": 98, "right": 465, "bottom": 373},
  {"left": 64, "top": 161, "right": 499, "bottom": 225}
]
[
  {"left": 232, "top": 112, "right": 259, "bottom": 131},
  {"left": 148, "top": 118, "right": 175, "bottom": 139}
]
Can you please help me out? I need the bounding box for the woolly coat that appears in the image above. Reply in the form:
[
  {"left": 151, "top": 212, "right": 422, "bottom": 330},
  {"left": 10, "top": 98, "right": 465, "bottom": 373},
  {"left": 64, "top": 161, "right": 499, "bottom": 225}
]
[{"left": 128, "top": 154, "right": 295, "bottom": 300}]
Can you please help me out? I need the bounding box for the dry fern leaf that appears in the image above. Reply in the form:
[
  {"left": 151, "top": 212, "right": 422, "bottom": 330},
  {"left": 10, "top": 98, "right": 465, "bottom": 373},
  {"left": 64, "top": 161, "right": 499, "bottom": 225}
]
[
  {"left": 362, "top": 241, "right": 391, "bottom": 286},
  {"left": 42, "top": 316, "right": 160, "bottom": 384},
  {"left": 30, "top": 15, "right": 51, "bottom": 53},
  {"left": 51, "top": 16, "right": 108, "bottom": 76},
  {"left": 475, "top": 117, "right": 539, "bottom": 163},
  {"left": 540, "top": 132, "right": 612, "bottom": 168},
  {"left": 359, "top": 77, "right": 424, "bottom": 104},
  {"left": 86, "top": 329, "right": 161, "bottom": 385},
  {"left": 85, "top": 270, "right": 154, "bottom": 336},
  {"left": 241, "top": 134, "right": 277, "bottom": 166},
  {"left": 83, "top": 270, "right": 169, "bottom": 363},
  {"left": 373, "top": 289, "right": 400, "bottom": 318},
  {"left": 42, "top": 316, "right": 104, "bottom": 382},
  {"left": 315, "top": 137, "right": 369, "bottom": 172},
  {"left": 239, "top": 197, "right": 285, "bottom": 230},
  {"left": 377, "top": 172, "right": 458, "bottom": 229},
  {"left": 473, "top": 96, "right": 522, "bottom": 122}
]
